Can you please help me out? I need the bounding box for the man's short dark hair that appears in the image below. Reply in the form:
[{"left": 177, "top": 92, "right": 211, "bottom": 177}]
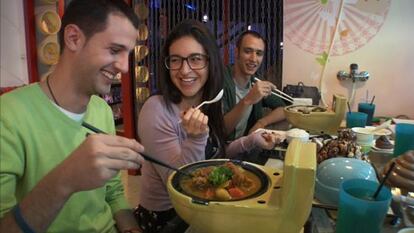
[
  {"left": 59, "top": 0, "right": 139, "bottom": 51},
  {"left": 235, "top": 30, "right": 266, "bottom": 49}
]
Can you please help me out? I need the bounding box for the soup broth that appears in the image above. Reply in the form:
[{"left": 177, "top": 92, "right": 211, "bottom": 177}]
[{"left": 179, "top": 162, "right": 262, "bottom": 201}]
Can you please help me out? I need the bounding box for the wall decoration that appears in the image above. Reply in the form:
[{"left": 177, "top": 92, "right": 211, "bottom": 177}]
[
  {"left": 284, "top": 0, "right": 391, "bottom": 56},
  {"left": 137, "top": 23, "right": 149, "bottom": 41},
  {"left": 36, "top": 9, "right": 61, "bottom": 35},
  {"left": 135, "top": 87, "right": 150, "bottom": 104},
  {"left": 135, "top": 66, "right": 149, "bottom": 83},
  {"left": 134, "top": 45, "right": 149, "bottom": 63},
  {"left": 135, "top": 2, "right": 149, "bottom": 20},
  {"left": 37, "top": 36, "right": 60, "bottom": 65}
]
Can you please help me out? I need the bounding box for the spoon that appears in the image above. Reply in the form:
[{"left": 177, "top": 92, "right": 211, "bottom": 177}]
[
  {"left": 195, "top": 89, "right": 223, "bottom": 110},
  {"left": 177, "top": 90, "right": 224, "bottom": 124}
]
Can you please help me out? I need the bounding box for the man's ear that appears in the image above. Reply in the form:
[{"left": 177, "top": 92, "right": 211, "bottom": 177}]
[{"left": 63, "top": 24, "right": 84, "bottom": 51}]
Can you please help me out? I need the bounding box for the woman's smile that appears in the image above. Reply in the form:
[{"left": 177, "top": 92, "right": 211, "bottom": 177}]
[{"left": 169, "top": 36, "right": 209, "bottom": 100}]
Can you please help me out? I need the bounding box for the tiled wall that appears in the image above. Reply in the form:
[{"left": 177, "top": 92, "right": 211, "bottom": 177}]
[{"left": 0, "top": 0, "right": 29, "bottom": 87}]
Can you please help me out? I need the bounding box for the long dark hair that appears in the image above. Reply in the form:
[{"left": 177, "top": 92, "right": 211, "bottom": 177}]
[
  {"left": 59, "top": 0, "right": 139, "bottom": 52},
  {"left": 158, "top": 19, "right": 226, "bottom": 156}
]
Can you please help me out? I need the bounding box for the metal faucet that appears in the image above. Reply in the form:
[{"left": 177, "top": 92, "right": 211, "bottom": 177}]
[{"left": 337, "top": 63, "right": 370, "bottom": 82}]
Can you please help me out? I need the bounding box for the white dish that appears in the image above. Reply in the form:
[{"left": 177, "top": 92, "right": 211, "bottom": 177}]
[
  {"left": 286, "top": 128, "right": 309, "bottom": 143},
  {"left": 371, "top": 146, "right": 393, "bottom": 154},
  {"left": 398, "top": 228, "right": 414, "bottom": 233},
  {"left": 372, "top": 128, "right": 392, "bottom": 137},
  {"left": 371, "top": 140, "right": 394, "bottom": 154},
  {"left": 393, "top": 118, "right": 414, "bottom": 125},
  {"left": 353, "top": 126, "right": 392, "bottom": 136}
]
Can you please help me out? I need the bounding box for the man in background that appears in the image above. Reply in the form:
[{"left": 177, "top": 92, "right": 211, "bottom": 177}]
[
  {"left": 0, "top": 1, "right": 144, "bottom": 232},
  {"left": 223, "top": 31, "right": 286, "bottom": 141}
]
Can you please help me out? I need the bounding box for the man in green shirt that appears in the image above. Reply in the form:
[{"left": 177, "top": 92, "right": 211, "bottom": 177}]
[
  {"left": 223, "top": 31, "right": 286, "bottom": 141},
  {"left": 0, "top": 1, "right": 144, "bottom": 232}
]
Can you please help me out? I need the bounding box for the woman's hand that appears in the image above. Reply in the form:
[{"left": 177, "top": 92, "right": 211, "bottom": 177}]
[
  {"left": 252, "top": 129, "right": 283, "bottom": 150},
  {"left": 180, "top": 108, "right": 209, "bottom": 137}
]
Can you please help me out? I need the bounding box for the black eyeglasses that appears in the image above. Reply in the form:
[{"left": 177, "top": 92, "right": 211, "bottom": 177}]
[{"left": 165, "top": 53, "right": 209, "bottom": 70}]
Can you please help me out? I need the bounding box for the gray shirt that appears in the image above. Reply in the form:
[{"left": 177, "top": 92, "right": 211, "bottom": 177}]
[{"left": 234, "top": 80, "right": 253, "bottom": 138}]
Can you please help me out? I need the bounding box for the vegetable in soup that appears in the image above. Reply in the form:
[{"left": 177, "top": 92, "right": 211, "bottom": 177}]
[{"left": 180, "top": 162, "right": 261, "bottom": 201}]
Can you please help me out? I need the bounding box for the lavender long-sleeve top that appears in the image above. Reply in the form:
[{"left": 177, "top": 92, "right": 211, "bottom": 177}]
[{"left": 138, "top": 95, "right": 261, "bottom": 211}]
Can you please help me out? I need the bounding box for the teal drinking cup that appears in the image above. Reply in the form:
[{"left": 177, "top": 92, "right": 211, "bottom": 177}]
[
  {"left": 358, "top": 103, "right": 375, "bottom": 126},
  {"left": 394, "top": 123, "right": 414, "bottom": 156},
  {"left": 336, "top": 179, "right": 391, "bottom": 233},
  {"left": 346, "top": 112, "right": 367, "bottom": 128}
]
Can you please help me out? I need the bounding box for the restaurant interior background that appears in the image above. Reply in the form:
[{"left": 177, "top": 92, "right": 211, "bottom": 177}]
[
  {"left": 283, "top": 0, "right": 414, "bottom": 119},
  {"left": 1, "top": 0, "right": 413, "bottom": 138}
]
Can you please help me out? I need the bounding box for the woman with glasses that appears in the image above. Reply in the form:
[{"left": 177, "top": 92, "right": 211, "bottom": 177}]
[{"left": 135, "top": 20, "right": 281, "bottom": 233}]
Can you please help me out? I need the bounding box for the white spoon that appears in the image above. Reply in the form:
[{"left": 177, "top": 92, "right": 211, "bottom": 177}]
[
  {"left": 178, "top": 90, "right": 223, "bottom": 124},
  {"left": 195, "top": 89, "right": 223, "bottom": 109}
]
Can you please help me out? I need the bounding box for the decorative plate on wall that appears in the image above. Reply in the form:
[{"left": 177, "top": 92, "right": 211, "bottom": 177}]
[
  {"left": 136, "top": 87, "right": 150, "bottom": 104},
  {"left": 37, "top": 36, "right": 60, "bottom": 65},
  {"left": 36, "top": 9, "right": 61, "bottom": 35},
  {"left": 137, "top": 24, "right": 149, "bottom": 41},
  {"left": 135, "top": 66, "right": 149, "bottom": 83},
  {"left": 135, "top": 3, "right": 149, "bottom": 20},
  {"left": 134, "top": 45, "right": 149, "bottom": 63}
]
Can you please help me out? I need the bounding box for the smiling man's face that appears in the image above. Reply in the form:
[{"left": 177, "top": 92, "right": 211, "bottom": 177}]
[
  {"left": 235, "top": 34, "right": 265, "bottom": 78},
  {"left": 74, "top": 13, "right": 137, "bottom": 95}
]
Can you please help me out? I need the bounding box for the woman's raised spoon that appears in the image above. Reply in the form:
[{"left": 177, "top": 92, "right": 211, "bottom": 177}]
[
  {"left": 178, "top": 90, "right": 223, "bottom": 124},
  {"left": 195, "top": 89, "right": 223, "bottom": 109}
]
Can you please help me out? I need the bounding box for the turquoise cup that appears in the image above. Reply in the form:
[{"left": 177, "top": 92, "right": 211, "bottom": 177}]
[
  {"left": 358, "top": 103, "right": 375, "bottom": 126},
  {"left": 394, "top": 123, "right": 414, "bottom": 156},
  {"left": 346, "top": 112, "right": 368, "bottom": 128},
  {"left": 336, "top": 179, "right": 391, "bottom": 233}
]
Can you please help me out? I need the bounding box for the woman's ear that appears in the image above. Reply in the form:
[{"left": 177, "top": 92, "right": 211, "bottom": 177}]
[{"left": 63, "top": 24, "right": 84, "bottom": 52}]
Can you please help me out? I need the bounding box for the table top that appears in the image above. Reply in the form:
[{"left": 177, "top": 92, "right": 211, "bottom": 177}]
[{"left": 238, "top": 146, "right": 411, "bottom": 232}]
